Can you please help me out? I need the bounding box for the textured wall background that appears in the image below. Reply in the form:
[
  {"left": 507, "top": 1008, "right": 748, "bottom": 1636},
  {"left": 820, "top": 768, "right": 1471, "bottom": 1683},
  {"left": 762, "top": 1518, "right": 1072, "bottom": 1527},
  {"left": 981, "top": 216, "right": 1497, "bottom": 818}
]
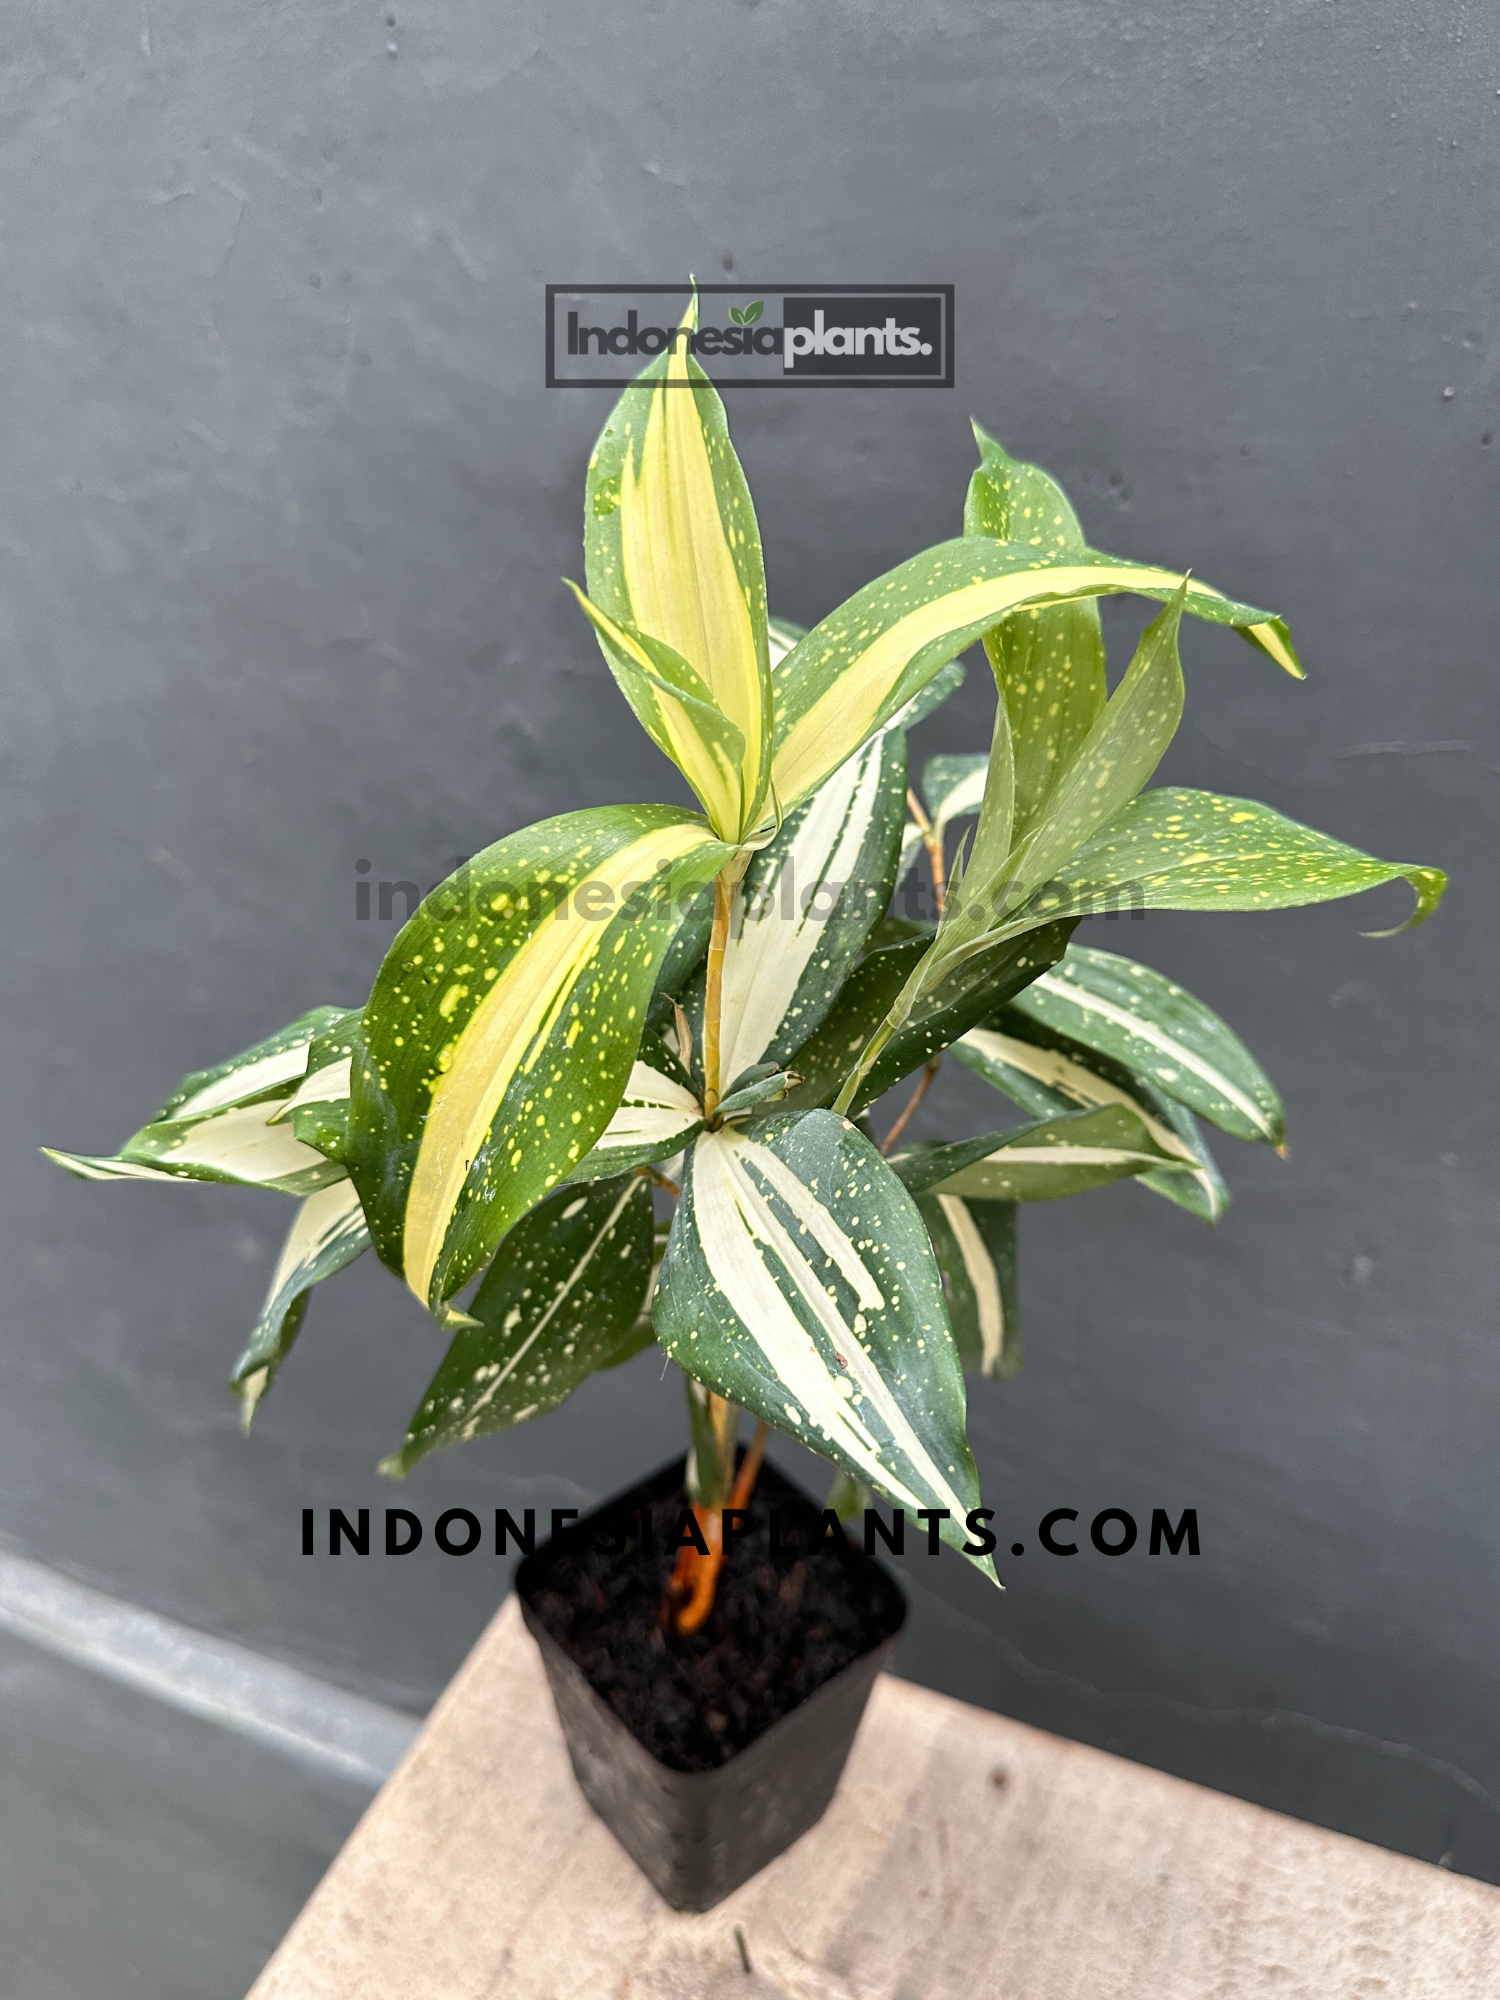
[{"left": 6, "top": 0, "right": 1498, "bottom": 1924}]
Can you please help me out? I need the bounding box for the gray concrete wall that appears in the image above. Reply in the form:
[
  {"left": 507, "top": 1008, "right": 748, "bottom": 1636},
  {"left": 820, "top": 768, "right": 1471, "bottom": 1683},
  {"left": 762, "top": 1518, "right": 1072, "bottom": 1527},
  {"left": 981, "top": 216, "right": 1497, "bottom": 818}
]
[{"left": 5, "top": 0, "right": 1497, "bottom": 1965}]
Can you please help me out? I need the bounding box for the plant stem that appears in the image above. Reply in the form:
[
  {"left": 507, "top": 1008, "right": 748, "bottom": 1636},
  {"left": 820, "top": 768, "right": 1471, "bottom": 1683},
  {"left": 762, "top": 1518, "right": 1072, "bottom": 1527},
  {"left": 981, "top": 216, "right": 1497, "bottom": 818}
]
[
  {"left": 880, "top": 1056, "right": 939, "bottom": 1155},
  {"left": 701, "top": 872, "right": 734, "bottom": 1116},
  {"left": 673, "top": 1420, "right": 771, "bottom": 1635}
]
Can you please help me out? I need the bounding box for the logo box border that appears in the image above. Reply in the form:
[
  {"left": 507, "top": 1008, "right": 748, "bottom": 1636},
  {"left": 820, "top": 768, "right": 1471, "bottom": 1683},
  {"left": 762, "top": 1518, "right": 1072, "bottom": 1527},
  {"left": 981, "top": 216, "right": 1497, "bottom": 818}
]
[{"left": 546, "top": 283, "right": 955, "bottom": 389}]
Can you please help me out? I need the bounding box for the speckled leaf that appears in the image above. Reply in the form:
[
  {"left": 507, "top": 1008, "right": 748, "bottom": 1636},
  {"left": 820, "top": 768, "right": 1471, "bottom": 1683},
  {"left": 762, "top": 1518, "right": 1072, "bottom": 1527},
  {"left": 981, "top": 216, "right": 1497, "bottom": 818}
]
[
  {"left": 266, "top": 1009, "right": 365, "bottom": 1163},
  {"left": 709, "top": 727, "right": 907, "bottom": 1084},
  {"left": 1007, "top": 789, "right": 1447, "bottom": 942},
  {"left": 565, "top": 588, "right": 750, "bottom": 843},
  {"left": 583, "top": 308, "right": 771, "bottom": 842},
  {"left": 921, "top": 753, "right": 989, "bottom": 842},
  {"left": 769, "top": 536, "right": 1299, "bottom": 813},
  {"left": 781, "top": 922, "right": 1076, "bottom": 1117},
  {"left": 148, "top": 1008, "right": 355, "bottom": 1123},
  {"left": 917, "top": 1192, "right": 1021, "bottom": 1379},
  {"left": 568, "top": 1035, "right": 704, "bottom": 1182},
  {"left": 385, "top": 1175, "right": 656, "bottom": 1475},
  {"left": 1005, "top": 944, "right": 1284, "bottom": 1145},
  {"left": 653, "top": 1110, "right": 991, "bottom": 1573},
  {"left": 953, "top": 1018, "right": 1228, "bottom": 1223},
  {"left": 964, "top": 424, "right": 1107, "bottom": 840},
  {"left": 44, "top": 1005, "right": 363, "bottom": 1195},
  {"left": 229, "top": 1181, "right": 371, "bottom": 1427},
  {"left": 937, "top": 588, "right": 1187, "bottom": 967},
  {"left": 895, "top": 1104, "right": 1188, "bottom": 1203},
  {"left": 346, "top": 805, "right": 732, "bottom": 1314},
  {"left": 44, "top": 1103, "right": 346, "bottom": 1196}
]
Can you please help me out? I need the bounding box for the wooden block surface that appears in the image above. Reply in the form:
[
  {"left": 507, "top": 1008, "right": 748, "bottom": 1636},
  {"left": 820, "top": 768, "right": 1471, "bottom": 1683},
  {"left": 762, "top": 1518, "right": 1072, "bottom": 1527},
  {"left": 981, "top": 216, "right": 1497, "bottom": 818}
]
[{"left": 248, "top": 1597, "right": 1500, "bottom": 1999}]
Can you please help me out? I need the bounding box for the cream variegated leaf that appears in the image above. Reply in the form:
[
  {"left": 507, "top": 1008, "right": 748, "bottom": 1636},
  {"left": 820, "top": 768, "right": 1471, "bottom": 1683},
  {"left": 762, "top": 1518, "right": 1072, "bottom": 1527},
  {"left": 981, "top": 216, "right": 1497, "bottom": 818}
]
[
  {"left": 953, "top": 1021, "right": 1228, "bottom": 1224},
  {"left": 711, "top": 726, "right": 908, "bottom": 1085},
  {"left": 770, "top": 538, "right": 1299, "bottom": 811},
  {"left": 347, "top": 805, "right": 732, "bottom": 1313},
  {"left": 44, "top": 1100, "right": 346, "bottom": 1196},
  {"left": 1006, "top": 944, "right": 1284, "bottom": 1146},
  {"left": 894, "top": 1103, "right": 1190, "bottom": 1204},
  {"left": 230, "top": 1180, "right": 372, "bottom": 1426},
  {"left": 569, "top": 1040, "right": 704, "bottom": 1182},
  {"left": 582, "top": 298, "right": 771, "bottom": 843},
  {"left": 653, "top": 1109, "right": 992, "bottom": 1574},
  {"left": 917, "top": 1191, "right": 1020, "bottom": 1379}
]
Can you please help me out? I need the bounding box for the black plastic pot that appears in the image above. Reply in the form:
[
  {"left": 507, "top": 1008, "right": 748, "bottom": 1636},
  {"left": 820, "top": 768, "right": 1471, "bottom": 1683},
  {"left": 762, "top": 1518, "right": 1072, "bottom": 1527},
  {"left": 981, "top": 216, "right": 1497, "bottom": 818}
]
[{"left": 515, "top": 1454, "right": 907, "bottom": 1912}]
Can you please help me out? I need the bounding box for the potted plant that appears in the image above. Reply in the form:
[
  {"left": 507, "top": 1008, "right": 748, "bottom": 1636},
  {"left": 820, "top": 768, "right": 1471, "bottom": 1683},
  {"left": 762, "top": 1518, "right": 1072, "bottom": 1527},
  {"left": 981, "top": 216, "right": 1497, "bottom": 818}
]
[{"left": 48, "top": 301, "right": 1443, "bottom": 1911}]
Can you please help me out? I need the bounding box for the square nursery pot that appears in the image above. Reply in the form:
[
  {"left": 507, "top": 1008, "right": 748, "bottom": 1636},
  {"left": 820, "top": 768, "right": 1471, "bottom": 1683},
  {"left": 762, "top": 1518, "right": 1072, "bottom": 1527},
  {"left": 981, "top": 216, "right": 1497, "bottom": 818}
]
[{"left": 515, "top": 1453, "right": 907, "bottom": 1912}]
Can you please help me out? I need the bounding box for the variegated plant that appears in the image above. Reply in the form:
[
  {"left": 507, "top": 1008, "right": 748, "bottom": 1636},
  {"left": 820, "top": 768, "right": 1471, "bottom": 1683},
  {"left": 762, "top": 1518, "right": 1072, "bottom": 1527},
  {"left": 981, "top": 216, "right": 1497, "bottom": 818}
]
[{"left": 48, "top": 303, "right": 1444, "bottom": 1629}]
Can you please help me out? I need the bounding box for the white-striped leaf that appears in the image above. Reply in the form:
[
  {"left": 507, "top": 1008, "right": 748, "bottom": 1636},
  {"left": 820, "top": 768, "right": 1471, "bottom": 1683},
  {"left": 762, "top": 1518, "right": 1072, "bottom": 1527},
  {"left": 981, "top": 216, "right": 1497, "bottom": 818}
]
[
  {"left": 653, "top": 1109, "right": 991, "bottom": 1572},
  {"left": 769, "top": 538, "right": 1299, "bottom": 813},
  {"left": 44, "top": 1005, "right": 360, "bottom": 1194},
  {"left": 44, "top": 1100, "right": 346, "bottom": 1196},
  {"left": 964, "top": 424, "right": 1108, "bottom": 841},
  {"left": 151, "top": 1007, "right": 354, "bottom": 1123},
  {"left": 569, "top": 1038, "right": 703, "bottom": 1182},
  {"left": 1003, "top": 788, "right": 1447, "bottom": 942},
  {"left": 917, "top": 1192, "right": 1021, "bottom": 1380},
  {"left": 582, "top": 302, "right": 772, "bottom": 844},
  {"left": 710, "top": 727, "right": 907, "bottom": 1085},
  {"left": 952, "top": 1020, "right": 1228, "bottom": 1223},
  {"left": 230, "top": 1181, "right": 371, "bottom": 1426},
  {"left": 384, "top": 1175, "right": 656, "bottom": 1475},
  {"left": 1006, "top": 944, "right": 1285, "bottom": 1146},
  {"left": 895, "top": 1104, "right": 1190, "bottom": 1204},
  {"left": 347, "top": 805, "right": 733, "bottom": 1314}
]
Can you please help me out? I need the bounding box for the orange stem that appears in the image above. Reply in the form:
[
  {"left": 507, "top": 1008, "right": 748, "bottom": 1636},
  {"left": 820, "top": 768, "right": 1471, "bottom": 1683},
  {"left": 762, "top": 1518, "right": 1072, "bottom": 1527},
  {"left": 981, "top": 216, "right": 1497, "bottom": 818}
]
[{"left": 670, "top": 1422, "right": 771, "bottom": 1635}]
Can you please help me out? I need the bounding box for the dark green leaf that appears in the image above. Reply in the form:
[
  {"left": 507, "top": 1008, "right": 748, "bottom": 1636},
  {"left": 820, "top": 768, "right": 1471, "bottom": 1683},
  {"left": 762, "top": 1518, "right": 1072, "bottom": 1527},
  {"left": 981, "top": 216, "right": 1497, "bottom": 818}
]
[
  {"left": 384, "top": 1175, "right": 656, "bottom": 1475},
  {"left": 653, "top": 1111, "right": 991, "bottom": 1572},
  {"left": 1003, "top": 943, "right": 1284, "bottom": 1145},
  {"left": 917, "top": 1191, "right": 1021, "bottom": 1378}
]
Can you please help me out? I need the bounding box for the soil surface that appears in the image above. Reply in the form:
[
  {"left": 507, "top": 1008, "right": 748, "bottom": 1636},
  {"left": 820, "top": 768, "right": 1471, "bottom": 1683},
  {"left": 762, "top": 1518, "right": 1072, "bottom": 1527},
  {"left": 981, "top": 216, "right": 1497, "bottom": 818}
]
[{"left": 518, "top": 1457, "right": 906, "bottom": 1772}]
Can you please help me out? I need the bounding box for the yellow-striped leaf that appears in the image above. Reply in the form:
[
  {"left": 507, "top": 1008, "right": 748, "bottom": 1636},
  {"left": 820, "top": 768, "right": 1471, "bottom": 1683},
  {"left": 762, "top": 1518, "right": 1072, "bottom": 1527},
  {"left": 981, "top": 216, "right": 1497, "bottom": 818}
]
[
  {"left": 347, "top": 805, "right": 733, "bottom": 1312},
  {"left": 582, "top": 301, "right": 771, "bottom": 842},
  {"left": 770, "top": 539, "right": 1299, "bottom": 812}
]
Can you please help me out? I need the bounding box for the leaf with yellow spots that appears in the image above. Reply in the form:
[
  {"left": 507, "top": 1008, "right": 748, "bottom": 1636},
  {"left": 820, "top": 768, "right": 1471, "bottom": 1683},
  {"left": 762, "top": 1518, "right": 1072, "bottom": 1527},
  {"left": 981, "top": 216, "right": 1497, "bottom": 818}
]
[
  {"left": 964, "top": 423, "right": 1108, "bottom": 840},
  {"left": 769, "top": 531, "right": 1299, "bottom": 815},
  {"left": 347, "top": 805, "right": 733, "bottom": 1313},
  {"left": 1014, "top": 788, "right": 1446, "bottom": 937}
]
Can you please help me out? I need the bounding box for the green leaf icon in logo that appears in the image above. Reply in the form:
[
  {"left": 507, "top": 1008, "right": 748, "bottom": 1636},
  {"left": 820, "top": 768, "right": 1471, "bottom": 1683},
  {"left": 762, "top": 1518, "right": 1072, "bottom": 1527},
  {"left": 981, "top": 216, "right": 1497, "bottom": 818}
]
[{"left": 729, "top": 300, "right": 764, "bottom": 327}]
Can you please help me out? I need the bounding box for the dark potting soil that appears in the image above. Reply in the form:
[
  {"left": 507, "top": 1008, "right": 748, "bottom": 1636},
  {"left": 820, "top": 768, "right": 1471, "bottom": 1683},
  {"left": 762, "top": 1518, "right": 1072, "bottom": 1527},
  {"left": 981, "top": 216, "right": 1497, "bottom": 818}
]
[{"left": 517, "top": 1458, "right": 906, "bottom": 1773}]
